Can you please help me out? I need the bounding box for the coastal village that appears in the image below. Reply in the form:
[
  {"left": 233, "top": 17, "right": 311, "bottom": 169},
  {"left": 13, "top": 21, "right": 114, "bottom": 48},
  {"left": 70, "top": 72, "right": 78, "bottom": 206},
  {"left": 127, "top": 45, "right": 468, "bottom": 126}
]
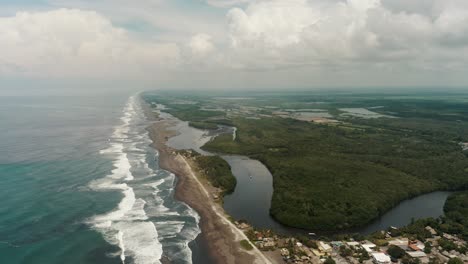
[{"left": 234, "top": 221, "right": 468, "bottom": 264}]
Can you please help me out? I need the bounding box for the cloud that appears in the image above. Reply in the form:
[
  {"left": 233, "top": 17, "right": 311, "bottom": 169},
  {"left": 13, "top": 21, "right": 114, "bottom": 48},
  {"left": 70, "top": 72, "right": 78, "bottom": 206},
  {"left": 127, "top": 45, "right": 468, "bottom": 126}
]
[
  {"left": 2, "top": 0, "right": 468, "bottom": 88},
  {"left": 189, "top": 33, "right": 215, "bottom": 56},
  {"left": 0, "top": 8, "right": 181, "bottom": 78},
  {"left": 205, "top": 0, "right": 250, "bottom": 8},
  {"left": 223, "top": 0, "right": 468, "bottom": 70}
]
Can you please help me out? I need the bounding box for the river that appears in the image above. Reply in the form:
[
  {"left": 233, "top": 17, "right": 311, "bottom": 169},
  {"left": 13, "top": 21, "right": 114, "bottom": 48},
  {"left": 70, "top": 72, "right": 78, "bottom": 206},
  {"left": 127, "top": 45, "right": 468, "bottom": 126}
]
[
  {"left": 355, "top": 191, "right": 452, "bottom": 234},
  {"left": 221, "top": 155, "right": 451, "bottom": 235},
  {"left": 159, "top": 112, "right": 451, "bottom": 235}
]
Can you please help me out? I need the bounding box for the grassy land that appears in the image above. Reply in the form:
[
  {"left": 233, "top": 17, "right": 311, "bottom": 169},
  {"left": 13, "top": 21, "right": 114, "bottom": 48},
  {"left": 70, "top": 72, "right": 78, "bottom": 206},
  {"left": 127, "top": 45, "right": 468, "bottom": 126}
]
[{"left": 144, "top": 91, "right": 468, "bottom": 231}]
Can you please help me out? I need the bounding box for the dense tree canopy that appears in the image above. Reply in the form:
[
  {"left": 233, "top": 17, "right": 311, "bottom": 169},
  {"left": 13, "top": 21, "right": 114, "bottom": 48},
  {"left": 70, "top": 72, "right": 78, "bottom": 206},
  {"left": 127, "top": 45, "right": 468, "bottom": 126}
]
[{"left": 145, "top": 92, "right": 468, "bottom": 231}]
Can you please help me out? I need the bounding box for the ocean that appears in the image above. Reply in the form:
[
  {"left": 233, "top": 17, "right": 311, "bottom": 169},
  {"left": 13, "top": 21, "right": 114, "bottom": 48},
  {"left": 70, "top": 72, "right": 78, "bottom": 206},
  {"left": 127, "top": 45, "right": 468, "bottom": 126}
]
[{"left": 0, "top": 94, "right": 201, "bottom": 264}]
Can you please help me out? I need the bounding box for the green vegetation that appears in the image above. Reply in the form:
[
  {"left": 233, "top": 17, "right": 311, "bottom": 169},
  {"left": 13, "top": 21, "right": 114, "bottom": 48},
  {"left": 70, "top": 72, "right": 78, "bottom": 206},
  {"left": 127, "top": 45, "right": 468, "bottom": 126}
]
[
  {"left": 143, "top": 93, "right": 225, "bottom": 123},
  {"left": 339, "top": 245, "right": 353, "bottom": 257},
  {"left": 324, "top": 257, "right": 336, "bottom": 264},
  {"left": 191, "top": 154, "right": 237, "bottom": 195},
  {"left": 443, "top": 191, "right": 468, "bottom": 238},
  {"left": 144, "top": 91, "right": 468, "bottom": 231},
  {"left": 402, "top": 255, "right": 421, "bottom": 264},
  {"left": 387, "top": 245, "right": 406, "bottom": 259},
  {"left": 167, "top": 104, "right": 224, "bottom": 122},
  {"left": 389, "top": 191, "right": 468, "bottom": 255},
  {"left": 240, "top": 239, "right": 253, "bottom": 250},
  {"left": 356, "top": 247, "right": 370, "bottom": 262},
  {"left": 424, "top": 241, "right": 432, "bottom": 254},
  {"left": 448, "top": 258, "right": 463, "bottom": 264},
  {"left": 203, "top": 116, "right": 468, "bottom": 230}
]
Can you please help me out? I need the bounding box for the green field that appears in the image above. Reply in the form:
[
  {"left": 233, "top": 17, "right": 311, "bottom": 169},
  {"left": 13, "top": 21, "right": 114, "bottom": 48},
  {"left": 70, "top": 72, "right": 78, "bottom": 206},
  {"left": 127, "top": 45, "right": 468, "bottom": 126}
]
[{"left": 144, "top": 91, "right": 468, "bottom": 231}]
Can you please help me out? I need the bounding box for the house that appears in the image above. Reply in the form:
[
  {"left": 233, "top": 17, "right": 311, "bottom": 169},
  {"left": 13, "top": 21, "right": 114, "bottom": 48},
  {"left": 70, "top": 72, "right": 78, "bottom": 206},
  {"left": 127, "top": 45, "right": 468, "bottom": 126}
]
[
  {"left": 443, "top": 233, "right": 455, "bottom": 240},
  {"left": 263, "top": 241, "right": 276, "bottom": 248},
  {"left": 371, "top": 252, "right": 391, "bottom": 264},
  {"left": 318, "top": 241, "right": 332, "bottom": 253},
  {"left": 302, "top": 247, "right": 315, "bottom": 258},
  {"left": 277, "top": 238, "right": 287, "bottom": 248},
  {"left": 425, "top": 226, "right": 437, "bottom": 236},
  {"left": 409, "top": 243, "right": 421, "bottom": 251},
  {"left": 389, "top": 238, "right": 409, "bottom": 248},
  {"left": 407, "top": 251, "right": 427, "bottom": 258},
  {"left": 312, "top": 249, "right": 325, "bottom": 257},
  {"left": 408, "top": 240, "right": 425, "bottom": 251},
  {"left": 347, "top": 241, "right": 360, "bottom": 247},
  {"left": 362, "top": 242, "right": 377, "bottom": 253},
  {"left": 280, "top": 248, "right": 290, "bottom": 257}
]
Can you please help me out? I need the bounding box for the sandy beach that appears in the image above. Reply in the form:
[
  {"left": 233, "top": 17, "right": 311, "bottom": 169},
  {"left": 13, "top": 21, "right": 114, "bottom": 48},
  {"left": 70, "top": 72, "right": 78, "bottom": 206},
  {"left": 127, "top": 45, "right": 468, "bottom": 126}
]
[{"left": 147, "top": 112, "right": 273, "bottom": 264}]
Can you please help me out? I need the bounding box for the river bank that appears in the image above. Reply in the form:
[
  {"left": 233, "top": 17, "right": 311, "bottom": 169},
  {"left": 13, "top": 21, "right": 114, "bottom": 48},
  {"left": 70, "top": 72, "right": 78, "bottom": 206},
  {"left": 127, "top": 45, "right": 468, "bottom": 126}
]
[{"left": 145, "top": 108, "right": 273, "bottom": 264}]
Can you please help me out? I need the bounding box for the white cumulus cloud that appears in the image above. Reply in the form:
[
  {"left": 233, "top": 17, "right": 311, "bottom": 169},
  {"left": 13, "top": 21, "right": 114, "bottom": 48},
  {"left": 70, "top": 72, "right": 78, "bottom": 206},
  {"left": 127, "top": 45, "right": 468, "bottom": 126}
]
[
  {"left": 189, "top": 33, "right": 215, "bottom": 56},
  {"left": 224, "top": 0, "right": 468, "bottom": 70},
  {"left": 2, "top": 0, "right": 468, "bottom": 88},
  {"left": 0, "top": 8, "right": 181, "bottom": 78}
]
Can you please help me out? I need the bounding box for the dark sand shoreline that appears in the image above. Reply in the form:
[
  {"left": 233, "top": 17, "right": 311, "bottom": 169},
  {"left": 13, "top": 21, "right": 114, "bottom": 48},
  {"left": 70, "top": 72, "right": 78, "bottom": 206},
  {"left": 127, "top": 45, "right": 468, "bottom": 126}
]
[{"left": 145, "top": 107, "right": 271, "bottom": 264}]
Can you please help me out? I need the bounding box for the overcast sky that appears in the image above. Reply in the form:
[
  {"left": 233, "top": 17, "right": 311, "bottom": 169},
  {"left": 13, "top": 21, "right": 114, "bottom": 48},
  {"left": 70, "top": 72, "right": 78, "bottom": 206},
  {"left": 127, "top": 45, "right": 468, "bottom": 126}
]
[{"left": 1, "top": 0, "right": 468, "bottom": 94}]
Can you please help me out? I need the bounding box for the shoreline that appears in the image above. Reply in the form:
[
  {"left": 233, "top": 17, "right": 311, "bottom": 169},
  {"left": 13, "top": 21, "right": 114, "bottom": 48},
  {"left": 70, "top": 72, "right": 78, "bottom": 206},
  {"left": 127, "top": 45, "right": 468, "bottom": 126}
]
[{"left": 146, "top": 110, "right": 272, "bottom": 264}]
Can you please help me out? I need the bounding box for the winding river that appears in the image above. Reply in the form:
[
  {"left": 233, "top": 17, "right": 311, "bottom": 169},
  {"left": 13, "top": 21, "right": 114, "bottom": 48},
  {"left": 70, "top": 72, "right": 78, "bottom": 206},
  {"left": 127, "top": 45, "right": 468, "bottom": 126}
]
[
  {"left": 221, "top": 155, "right": 451, "bottom": 235},
  {"left": 160, "top": 112, "right": 451, "bottom": 235}
]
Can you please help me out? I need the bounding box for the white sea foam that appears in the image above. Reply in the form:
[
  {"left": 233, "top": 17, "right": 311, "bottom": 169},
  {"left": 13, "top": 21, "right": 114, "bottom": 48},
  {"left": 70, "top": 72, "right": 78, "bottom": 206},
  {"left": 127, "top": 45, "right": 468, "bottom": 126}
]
[
  {"left": 90, "top": 96, "right": 164, "bottom": 264},
  {"left": 90, "top": 95, "right": 202, "bottom": 264}
]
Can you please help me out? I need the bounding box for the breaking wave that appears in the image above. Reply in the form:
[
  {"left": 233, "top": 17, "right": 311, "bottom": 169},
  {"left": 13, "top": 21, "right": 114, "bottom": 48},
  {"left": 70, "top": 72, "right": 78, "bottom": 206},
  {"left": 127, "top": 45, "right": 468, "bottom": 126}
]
[{"left": 88, "top": 95, "right": 201, "bottom": 264}]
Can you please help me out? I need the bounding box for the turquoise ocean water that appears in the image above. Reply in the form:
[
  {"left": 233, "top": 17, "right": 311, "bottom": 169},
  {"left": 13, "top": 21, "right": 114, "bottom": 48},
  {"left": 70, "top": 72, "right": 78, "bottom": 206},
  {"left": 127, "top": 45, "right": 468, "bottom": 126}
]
[{"left": 0, "top": 95, "right": 202, "bottom": 264}]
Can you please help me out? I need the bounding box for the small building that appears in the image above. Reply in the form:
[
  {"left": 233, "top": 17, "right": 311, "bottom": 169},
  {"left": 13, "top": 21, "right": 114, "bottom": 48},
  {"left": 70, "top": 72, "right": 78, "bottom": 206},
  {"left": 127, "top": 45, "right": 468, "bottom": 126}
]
[
  {"left": 388, "top": 238, "right": 409, "bottom": 248},
  {"left": 371, "top": 252, "right": 391, "bottom": 264},
  {"left": 238, "top": 222, "right": 250, "bottom": 230},
  {"left": 443, "top": 233, "right": 455, "bottom": 240},
  {"left": 263, "top": 241, "right": 276, "bottom": 248},
  {"left": 362, "top": 242, "right": 377, "bottom": 253},
  {"left": 425, "top": 226, "right": 437, "bottom": 236},
  {"left": 312, "top": 249, "right": 325, "bottom": 257},
  {"left": 276, "top": 238, "right": 287, "bottom": 248},
  {"left": 302, "top": 247, "right": 315, "bottom": 258},
  {"left": 347, "top": 241, "right": 360, "bottom": 247},
  {"left": 254, "top": 232, "right": 263, "bottom": 241},
  {"left": 407, "top": 251, "right": 427, "bottom": 258},
  {"left": 409, "top": 243, "right": 421, "bottom": 251},
  {"left": 408, "top": 240, "right": 425, "bottom": 251},
  {"left": 280, "top": 248, "right": 290, "bottom": 257},
  {"left": 318, "top": 241, "right": 332, "bottom": 253}
]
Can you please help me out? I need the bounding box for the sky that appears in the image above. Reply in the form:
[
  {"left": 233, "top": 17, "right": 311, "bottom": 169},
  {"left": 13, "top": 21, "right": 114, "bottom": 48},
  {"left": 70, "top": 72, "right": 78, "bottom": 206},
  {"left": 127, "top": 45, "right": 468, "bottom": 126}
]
[{"left": 1, "top": 0, "right": 468, "bottom": 94}]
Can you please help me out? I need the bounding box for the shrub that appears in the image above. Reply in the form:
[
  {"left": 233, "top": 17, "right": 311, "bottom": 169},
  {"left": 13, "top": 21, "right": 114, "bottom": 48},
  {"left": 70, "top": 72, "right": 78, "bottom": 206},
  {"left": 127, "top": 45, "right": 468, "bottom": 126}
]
[
  {"left": 447, "top": 258, "right": 463, "bottom": 264},
  {"left": 240, "top": 240, "right": 253, "bottom": 251},
  {"left": 387, "top": 245, "right": 406, "bottom": 259}
]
